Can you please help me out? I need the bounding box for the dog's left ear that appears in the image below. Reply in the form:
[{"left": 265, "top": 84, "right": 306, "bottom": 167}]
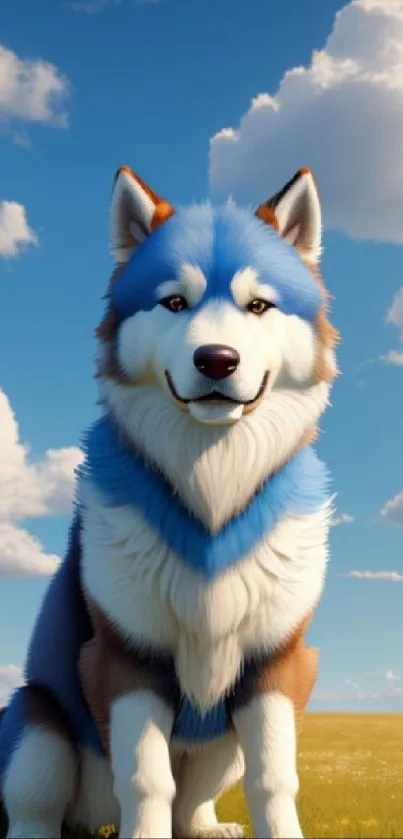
[
  {"left": 256, "top": 168, "right": 322, "bottom": 266},
  {"left": 110, "top": 166, "right": 175, "bottom": 264}
]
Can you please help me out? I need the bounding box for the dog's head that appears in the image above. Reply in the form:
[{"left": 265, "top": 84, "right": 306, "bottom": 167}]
[{"left": 96, "top": 166, "right": 338, "bottom": 526}]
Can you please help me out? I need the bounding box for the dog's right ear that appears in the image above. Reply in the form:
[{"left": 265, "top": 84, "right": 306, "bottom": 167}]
[{"left": 110, "top": 166, "right": 175, "bottom": 264}]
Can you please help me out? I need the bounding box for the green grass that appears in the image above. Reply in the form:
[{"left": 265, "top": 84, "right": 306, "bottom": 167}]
[{"left": 2, "top": 714, "right": 403, "bottom": 838}]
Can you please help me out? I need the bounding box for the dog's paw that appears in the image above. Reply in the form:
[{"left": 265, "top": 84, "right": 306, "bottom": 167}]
[{"left": 190, "top": 824, "right": 244, "bottom": 839}]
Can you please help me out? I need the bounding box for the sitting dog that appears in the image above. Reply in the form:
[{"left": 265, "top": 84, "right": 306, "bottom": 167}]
[{"left": 0, "top": 165, "right": 338, "bottom": 839}]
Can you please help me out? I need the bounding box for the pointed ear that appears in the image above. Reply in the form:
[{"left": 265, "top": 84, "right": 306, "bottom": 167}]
[
  {"left": 110, "top": 166, "right": 175, "bottom": 264},
  {"left": 256, "top": 168, "right": 322, "bottom": 265}
]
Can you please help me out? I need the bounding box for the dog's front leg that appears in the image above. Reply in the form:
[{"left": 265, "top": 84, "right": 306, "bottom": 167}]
[
  {"left": 234, "top": 691, "right": 302, "bottom": 839},
  {"left": 110, "top": 690, "right": 175, "bottom": 839},
  {"left": 232, "top": 625, "right": 318, "bottom": 839}
]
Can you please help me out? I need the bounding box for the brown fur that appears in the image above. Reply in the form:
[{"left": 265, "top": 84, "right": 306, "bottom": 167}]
[
  {"left": 80, "top": 594, "right": 318, "bottom": 758},
  {"left": 255, "top": 196, "right": 340, "bottom": 384},
  {"left": 100, "top": 170, "right": 339, "bottom": 386},
  {"left": 116, "top": 166, "right": 168, "bottom": 211},
  {"left": 255, "top": 202, "right": 279, "bottom": 230},
  {"left": 79, "top": 598, "right": 178, "bottom": 755},
  {"left": 151, "top": 199, "right": 175, "bottom": 231},
  {"left": 230, "top": 614, "right": 318, "bottom": 733}
]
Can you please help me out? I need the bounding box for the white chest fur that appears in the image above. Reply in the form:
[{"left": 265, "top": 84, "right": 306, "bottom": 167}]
[{"left": 80, "top": 480, "right": 331, "bottom": 710}]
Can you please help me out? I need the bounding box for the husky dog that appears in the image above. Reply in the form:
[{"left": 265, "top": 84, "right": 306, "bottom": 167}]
[{"left": 0, "top": 165, "right": 338, "bottom": 839}]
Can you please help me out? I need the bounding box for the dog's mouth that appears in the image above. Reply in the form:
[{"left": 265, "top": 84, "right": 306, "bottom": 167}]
[{"left": 165, "top": 370, "right": 270, "bottom": 407}]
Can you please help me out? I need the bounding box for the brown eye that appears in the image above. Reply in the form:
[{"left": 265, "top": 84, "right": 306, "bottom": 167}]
[
  {"left": 247, "top": 299, "right": 276, "bottom": 315},
  {"left": 159, "top": 295, "right": 188, "bottom": 312}
]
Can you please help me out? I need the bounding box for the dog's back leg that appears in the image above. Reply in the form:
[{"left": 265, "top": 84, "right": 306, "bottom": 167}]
[
  {"left": 0, "top": 687, "right": 78, "bottom": 839},
  {"left": 173, "top": 732, "right": 245, "bottom": 839}
]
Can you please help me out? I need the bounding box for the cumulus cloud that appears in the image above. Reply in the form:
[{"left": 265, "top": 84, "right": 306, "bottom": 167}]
[
  {"left": 0, "top": 201, "right": 38, "bottom": 259},
  {"left": 381, "top": 490, "right": 403, "bottom": 526},
  {"left": 0, "top": 44, "right": 68, "bottom": 127},
  {"left": 386, "top": 288, "right": 403, "bottom": 339},
  {"left": 0, "top": 665, "right": 24, "bottom": 706},
  {"left": 209, "top": 0, "right": 403, "bottom": 246},
  {"left": 346, "top": 570, "right": 403, "bottom": 581},
  {"left": 331, "top": 512, "right": 355, "bottom": 526},
  {"left": 385, "top": 669, "right": 401, "bottom": 682},
  {"left": 0, "top": 389, "right": 83, "bottom": 577},
  {"left": 381, "top": 287, "right": 403, "bottom": 365},
  {"left": 0, "top": 523, "right": 60, "bottom": 577},
  {"left": 381, "top": 350, "right": 403, "bottom": 365}
]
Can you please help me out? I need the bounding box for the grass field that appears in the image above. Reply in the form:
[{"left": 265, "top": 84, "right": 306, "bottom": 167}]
[{"left": 2, "top": 714, "right": 403, "bottom": 839}]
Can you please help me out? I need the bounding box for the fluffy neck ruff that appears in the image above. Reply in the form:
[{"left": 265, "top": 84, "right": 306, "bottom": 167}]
[
  {"left": 99, "top": 377, "right": 331, "bottom": 531},
  {"left": 79, "top": 415, "right": 330, "bottom": 580}
]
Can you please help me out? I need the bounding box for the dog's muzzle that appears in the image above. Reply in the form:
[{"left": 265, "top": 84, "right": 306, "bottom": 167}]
[{"left": 164, "top": 368, "right": 270, "bottom": 425}]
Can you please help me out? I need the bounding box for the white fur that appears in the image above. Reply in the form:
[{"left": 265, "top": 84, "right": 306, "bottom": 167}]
[
  {"left": 108, "top": 253, "right": 333, "bottom": 439},
  {"left": 272, "top": 170, "right": 322, "bottom": 266},
  {"left": 110, "top": 169, "right": 157, "bottom": 263},
  {"left": 157, "top": 264, "right": 208, "bottom": 308},
  {"left": 234, "top": 692, "right": 303, "bottom": 839},
  {"left": 67, "top": 749, "right": 119, "bottom": 831},
  {"left": 100, "top": 373, "right": 330, "bottom": 532},
  {"left": 172, "top": 732, "right": 244, "bottom": 838},
  {"left": 102, "top": 290, "right": 332, "bottom": 529},
  {"left": 3, "top": 727, "right": 76, "bottom": 839},
  {"left": 80, "top": 478, "right": 330, "bottom": 711},
  {"left": 230, "top": 267, "right": 279, "bottom": 308},
  {"left": 117, "top": 298, "right": 315, "bottom": 405},
  {"left": 110, "top": 691, "right": 175, "bottom": 839},
  {"left": 94, "top": 174, "right": 332, "bottom": 836}
]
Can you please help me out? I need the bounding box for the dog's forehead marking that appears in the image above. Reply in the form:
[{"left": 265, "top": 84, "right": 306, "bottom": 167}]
[
  {"left": 156, "top": 264, "right": 207, "bottom": 308},
  {"left": 231, "top": 267, "right": 280, "bottom": 308},
  {"left": 110, "top": 201, "right": 323, "bottom": 323}
]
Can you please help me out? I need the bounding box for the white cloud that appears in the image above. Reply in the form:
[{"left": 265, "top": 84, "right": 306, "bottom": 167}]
[
  {"left": 345, "top": 679, "right": 359, "bottom": 689},
  {"left": 0, "top": 523, "right": 60, "bottom": 577},
  {"left": 0, "top": 389, "right": 83, "bottom": 577},
  {"left": 0, "top": 201, "right": 38, "bottom": 259},
  {"left": 386, "top": 288, "right": 403, "bottom": 340},
  {"left": 314, "top": 669, "right": 403, "bottom": 708},
  {"left": 381, "top": 350, "right": 403, "bottom": 365},
  {"left": 346, "top": 570, "right": 403, "bottom": 581},
  {"left": 12, "top": 129, "right": 32, "bottom": 150},
  {"left": 381, "top": 490, "right": 403, "bottom": 526},
  {"left": 209, "top": 0, "right": 403, "bottom": 245},
  {"left": 331, "top": 512, "right": 355, "bottom": 526},
  {"left": 385, "top": 669, "right": 401, "bottom": 682},
  {"left": 381, "top": 287, "right": 403, "bottom": 365},
  {"left": 0, "top": 665, "right": 24, "bottom": 706},
  {"left": 0, "top": 44, "right": 68, "bottom": 127}
]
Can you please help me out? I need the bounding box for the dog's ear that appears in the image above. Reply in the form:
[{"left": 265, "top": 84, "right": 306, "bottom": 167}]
[
  {"left": 256, "top": 168, "right": 322, "bottom": 266},
  {"left": 110, "top": 166, "right": 175, "bottom": 264}
]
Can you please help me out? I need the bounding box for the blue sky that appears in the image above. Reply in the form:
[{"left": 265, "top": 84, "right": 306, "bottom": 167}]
[{"left": 0, "top": 0, "right": 403, "bottom": 711}]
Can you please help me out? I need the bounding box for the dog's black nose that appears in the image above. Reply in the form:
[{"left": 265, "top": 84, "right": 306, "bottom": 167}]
[{"left": 193, "top": 344, "right": 240, "bottom": 380}]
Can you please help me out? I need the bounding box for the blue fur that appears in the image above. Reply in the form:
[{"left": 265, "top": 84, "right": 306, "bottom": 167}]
[
  {"left": 0, "top": 510, "right": 228, "bottom": 765},
  {"left": 173, "top": 696, "right": 231, "bottom": 742},
  {"left": 23, "top": 517, "right": 103, "bottom": 754},
  {"left": 78, "top": 415, "right": 330, "bottom": 581},
  {"left": 0, "top": 517, "right": 104, "bottom": 782},
  {"left": 110, "top": 203, "right": 322, "bottom": 324},
  {"left": 0, "top": 690, "right": 29, "bottom": 777}
]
